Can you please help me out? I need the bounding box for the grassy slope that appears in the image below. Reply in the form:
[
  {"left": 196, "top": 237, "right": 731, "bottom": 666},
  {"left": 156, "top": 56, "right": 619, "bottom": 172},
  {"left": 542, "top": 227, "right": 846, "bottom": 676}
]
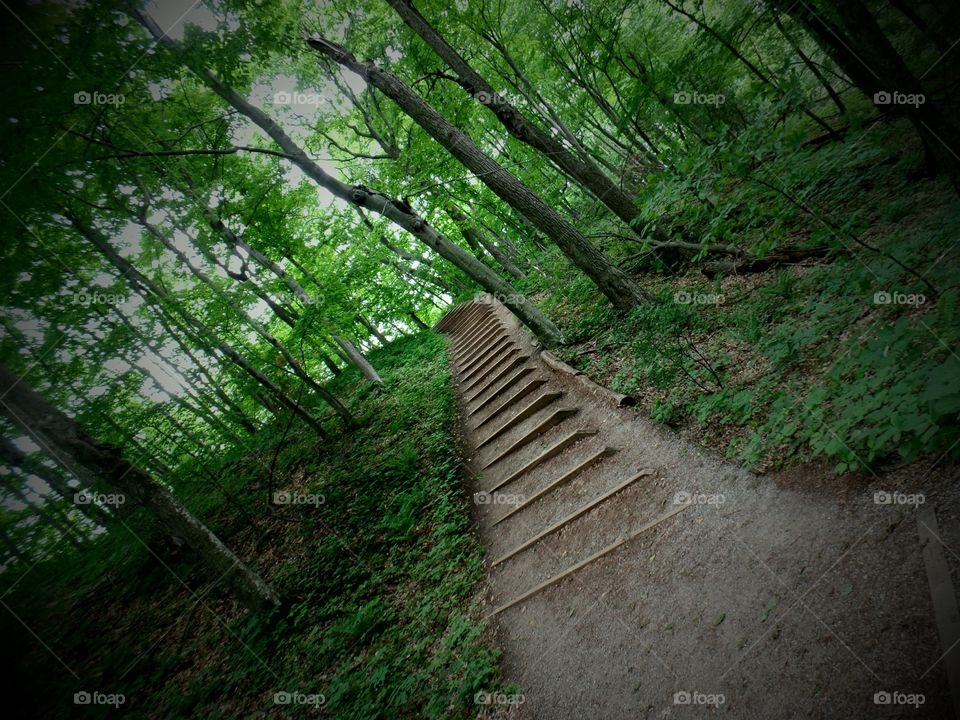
[
  {"left": 536, "top": 121, "right": 959, "bottom": 474},
  {"left": 1, "top": 332, "right": 504, "bottom": 719}
]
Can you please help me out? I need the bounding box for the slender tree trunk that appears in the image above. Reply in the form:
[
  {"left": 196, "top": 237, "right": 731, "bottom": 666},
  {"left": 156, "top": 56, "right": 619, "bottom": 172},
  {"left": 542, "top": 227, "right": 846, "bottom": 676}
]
[
  {"left": 0, "top": 362, "right": 281, "bottom": 613},
  {"left": 887, "top": 0, "right": 951, "bottom": 51},
  {"left": 0, "top": 474, "right": 84, "bottom": 548},
  {"left": 408, "top": 312, "right": 430, "bottom": 330},
  {"left": 217, "top": 220, "right": 385, "bottom": 386},
  {"left": 334, "top": 336, "right": 384, "bottom": 385},
  {"left": 125, "top": 359, "right": 242, "bottom": 445},
  {"left": 356, "top": 315, "right": 388, "bottom": 345},
  {"left": 661, "top": 0, "right": 834, "bottom": 133},
  {"left": 132, "top": 9, "right": 562, "bottom": 345},
  {"left": 69, "top": 213, "right": 327, "bottom": 435},
  {"left": 310, "top": 36, "right": 648, "bottom": 312},
  {"left": 0, "top": 525, "right": 31, "bottom": 564},
  {"left": 286, "top": 257, "right": 390, "bottom": 381},
  {"left": 209, "top": 215, "right": 315, "bottom": 304},
  {"left": 385, "top": 260, "right": 447, "bottom": 308},
  {"left": 772, "top": 12, "right": 847, "bottom": 117},
  {"left": 159, "top": 410, "right": 262, "bottom": 533},
  {"left": 319, "top": 352, "right": 342, "bottom": 376},
  {"left": 0, "top": 436, "right": 111, "bottom": 524},
  {"left": 445, "top": 205, "right": 525, "bottom": 278},
  {"left": 195, "top": 221, "right": 358, "bottom": 390},
  {"left": 149, "top": 308, "right": 260, "bottom": 433},
  {"left": 387, "top": 0, "right": 675, "bottom": 243},
  {"left": 374, "top": 235, "right": 468, "bottom": 294},
  {"left": 136, "top": 215, "right": 354, "bottom": 427},
  {"left": 101, "top": 413, "right": 175, "bottom": 481},
  {"left": 768, "top": 0, "right": 960, "bottom": 191}
]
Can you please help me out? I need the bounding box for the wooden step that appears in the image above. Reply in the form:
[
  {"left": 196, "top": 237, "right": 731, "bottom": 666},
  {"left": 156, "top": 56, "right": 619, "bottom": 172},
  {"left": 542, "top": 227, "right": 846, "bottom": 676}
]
[
  {"left": 468, "top": 370, "right": 540, "bottom": 418},
  {"left": 441, "top": 302, "right": 473, "bottom": 333},
  {"left": 496, "top": 453, "right": 642, "bottom": 539},
  {"left": 482, "top": 408, "right": 580, "bottom": 470},
  {"left": 487, "top": 428, "right": 597, "bottom": 492},
  {"left": 476, "top": 391, "right": 563, "bottom": 450},
  {"left": 460, "top": 338, "right": 519, "bottom": 382},
  {"left": 489, "top": 500, "right": 690, "bottom": 616},
  {"left": 465, "top": 355, "right": 531, "bottom": 402},
  {"left": 437, "top": 302, "right": 471, "bottom": 333},
  {"left": 456, "top": 316, "right": 498, "bottom": 348},
  {"left": 453, "top": 315, "right": 495, "bottom": 351},
  {"left": 449, "top": 303, "right": 485, "bottom": 337},
  {"left": 459, "top": 333, "right": 509, "bottom": 373},
  {"left": 462, "top": 349, "right": 522, "bottom": 394},
  {"left": 493, "top": 446, "right": 619, "bottom": 527},
  {"left": 492, "top": 467, "right": 651, "bottom": 564},
  {"left": 456, "top": 320, "right": 501, "bottom": 357}
]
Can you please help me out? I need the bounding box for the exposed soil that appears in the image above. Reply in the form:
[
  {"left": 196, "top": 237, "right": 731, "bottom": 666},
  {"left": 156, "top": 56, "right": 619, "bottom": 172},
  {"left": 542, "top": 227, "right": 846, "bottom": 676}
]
[{"left": 439, "top": 297, "right": 960, "bottom": 720}]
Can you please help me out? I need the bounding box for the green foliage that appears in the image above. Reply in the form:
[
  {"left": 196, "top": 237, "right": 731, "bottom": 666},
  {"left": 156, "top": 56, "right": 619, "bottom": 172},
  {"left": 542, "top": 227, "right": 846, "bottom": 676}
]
[
  {"left": 0, "top": 0, "right": 957, "bottom": 715},
  {"left": 557, "top": 122, "right": 960, "bottom": 474},
  {"left": 1, "top": 334, "right": 504, "bottom": 719}
]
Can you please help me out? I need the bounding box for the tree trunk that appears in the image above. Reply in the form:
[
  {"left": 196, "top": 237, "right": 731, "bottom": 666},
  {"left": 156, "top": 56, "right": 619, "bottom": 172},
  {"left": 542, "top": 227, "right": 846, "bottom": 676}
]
[
  {"left": 309, "top": 36, "right": 648, "bottom": 312},
  {"left": 0, "top": 435, "right": 111, "bottom": 524},
  {"left": 772, "top": 11, "right": 846, "bottom": 116},
  {"left": 150, "top": 308, "right": 260, "bottom": 433},
  {"left": 887, "top": 0, "right": 951, "bottom": 52},
  {"left": 769, "top": 0, "right": 960, "bottom": 191},
  {"left": 356, "top": 314, "right": 388, "bottom": 345},
  {"left": 0, "top": 474, "right": 84, "bottom": 548},
  {"left": 662, "top": 0, "right": 834, "bottom": 133},
  {"left": 209, "top": 215, "right": 314, "bottom": 304},
  {"left": 69, "top": 213, "right": 327, "bottom": 436},
  {"left": 319, "top": 351, "right": 342, "bottom": 376},
  {"left": 132, "top": 8, "right": 562, "bottom": 345},
  {"left": 159, "top": 410, "right": 262, "bottom": 533},
  {"left": 0, "top": 525, "right": 31, "bottom": 564},
  {"left": 385, "top": 0, "right": 676, "bottom": 244},
  {"left": 135, "top": 215, "right": 354, "bottom": 427},
  {"left": 124, "top": 356, "right": 242, "bottom": 445},
  {"left": 408, "top": 312, "right": 430, "bottom": 330},
  {"left": 0, "top": 362, "right": 281, "bottom": 614},
  {"left": 334, "top": 335, "right": 384, "bottom": 385},
  {"left": 445, "top": 205, "right": 525, "bottom": 278}
]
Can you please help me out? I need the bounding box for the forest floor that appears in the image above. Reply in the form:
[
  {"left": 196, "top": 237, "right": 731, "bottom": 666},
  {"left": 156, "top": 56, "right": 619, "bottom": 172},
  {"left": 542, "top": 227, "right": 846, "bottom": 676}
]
[
  {"left": 0, "top": 334, "right": 511, "bottom": 719},
  {"left": 3, "top": 118, "right": 958, "bottom": 718},
  {"left": 444, "top": 297, "right": 959, "bottom": 719},
  {"left": 542, "top": 121, "right": 959, "bottom": 479}
]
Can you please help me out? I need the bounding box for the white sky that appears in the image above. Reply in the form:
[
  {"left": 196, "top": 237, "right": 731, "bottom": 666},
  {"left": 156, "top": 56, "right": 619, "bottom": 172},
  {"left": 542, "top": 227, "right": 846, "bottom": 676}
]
[{"left": 142, "top": 1, "right": 369, "bottom": 212}]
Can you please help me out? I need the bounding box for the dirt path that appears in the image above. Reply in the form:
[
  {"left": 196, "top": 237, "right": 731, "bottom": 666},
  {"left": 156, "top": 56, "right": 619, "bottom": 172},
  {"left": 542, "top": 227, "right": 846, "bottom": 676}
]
[{"left": 436, "top": 296, "right": 960, "bottom": 720}]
